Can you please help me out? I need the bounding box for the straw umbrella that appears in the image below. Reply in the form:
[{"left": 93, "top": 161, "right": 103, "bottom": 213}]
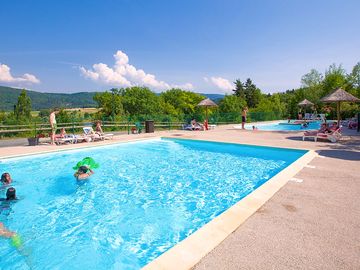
[
  {"left": 298, "top": 99, "right": 314, "bottom": 115},
  {"left": 320, "top": 88, "right": 360, "bottom": 125},
  {"left": 197, "top": 98, "right": 218, "bottom": 122}
]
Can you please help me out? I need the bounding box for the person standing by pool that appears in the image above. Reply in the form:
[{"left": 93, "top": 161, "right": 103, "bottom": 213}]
[
  {"left": 49, "top": 108, "right": 58, "bottom": 145},
  {"left": 241, "top": 107, "right": 248, "bottom": 130}
]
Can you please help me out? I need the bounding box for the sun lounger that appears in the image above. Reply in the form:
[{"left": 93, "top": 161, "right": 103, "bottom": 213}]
[
  {"left": 183, "top": 124, "right": 202, "bottom": 131},
  {"left": 54, "top": 135, "right": 75, "bottom": 145},
  {"left": 83, "top": 127, "right": 103, "bottom": 141},
  {"left": 303, "top": 128, "right": 341, "bottom": 142}
]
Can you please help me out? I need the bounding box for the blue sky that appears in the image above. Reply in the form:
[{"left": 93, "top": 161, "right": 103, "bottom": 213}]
[{"left": 0, "top": 0, "right": 359, "bottom": 94}]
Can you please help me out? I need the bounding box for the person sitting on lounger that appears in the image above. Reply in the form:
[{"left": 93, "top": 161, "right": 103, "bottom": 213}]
[
  {"left": 329, "top": 122, "right": 338, "bottom": 131},
  {"left": 348, "top": 120, "right": 358, "bottom": 129},
  {"left": 74, "top": 166, "right": 94, "bottom": 180},
  {"left": 304, "top": 123, "right": 329, "bottom": 136},
  {"left": 55, "top": 128, "right": 66, "bottom": 139},
  {"left": 95, "top": 121, "right": 104, "bottom": 136},
  {"left": 191, "top": 119, "right": 197, "bottom": 130}
]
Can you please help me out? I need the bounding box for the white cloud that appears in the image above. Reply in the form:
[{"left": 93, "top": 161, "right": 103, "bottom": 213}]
[
  {"left": 80, "top": 50, "right": 193, "bottom": 91},
  {"left": 204, "top": 76, "right": 233, "bottom": 92},
  {"left": 0, "top": 63, "right": 40, "bottom": 84}
]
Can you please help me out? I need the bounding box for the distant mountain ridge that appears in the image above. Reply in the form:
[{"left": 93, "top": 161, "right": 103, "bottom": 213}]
[{"left": 0, "top": 85, "right": 225, "bottom": 111}]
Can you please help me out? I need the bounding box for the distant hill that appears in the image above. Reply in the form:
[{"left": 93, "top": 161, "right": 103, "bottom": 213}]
[
  {"left": 0, "top": 86, "right": 224, "bottom": 111},
  {"left": 0, "top": 86, "right": 97, "bottom": 111},
  {"left": 203, "top": 94, "right": 225, "bottom": 103}
]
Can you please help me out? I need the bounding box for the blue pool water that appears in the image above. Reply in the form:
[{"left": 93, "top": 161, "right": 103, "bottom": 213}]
[
  {"left": 246, "top": 120, "right": 322, "bottom": 131},
  {"left": 0, "top": 138, "right": 306, "bottom": 269}
]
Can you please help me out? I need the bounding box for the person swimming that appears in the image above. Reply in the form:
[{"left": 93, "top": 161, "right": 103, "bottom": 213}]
[
  {"left": 301, "top": 122, "right": 309, "bottom": 128},
  {"left": 74, "top": 166, "right": 94, "bottom": 180},
  {"left": 1, "top": 173, "right": 12, "bottom": 185},
  {"left": 6, "top": 187, "right": 17, "bottom": 200},
  {"left": 0, "top": 222, "right": 15, "bottom": 238},
  {"left": 0, "top": 188, "right": 18, "bottom": 218}
]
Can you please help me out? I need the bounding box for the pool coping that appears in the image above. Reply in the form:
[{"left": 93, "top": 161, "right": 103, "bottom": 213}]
[
  {"left": 0, "top": 136, "right": 159, "bottom": 160},
  {"left": 142, "top": 138, "right": 316, "bottom": 270}
]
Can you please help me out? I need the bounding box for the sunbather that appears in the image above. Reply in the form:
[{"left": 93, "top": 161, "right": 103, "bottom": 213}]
[
  {"left": 348, "top": 120, "right": 358, "bottom": 129},
  {"left": 95, "top": 121, "right": 104, "bottom": 136},
  {"left": 55, "top": 128, "right": 66, "bottom": 139},
  {"left": 83, "top": 127, "right": 102, "bottom": 141},
  {"left": 329, "top": 122, "right": 338, "bottom": 131}
]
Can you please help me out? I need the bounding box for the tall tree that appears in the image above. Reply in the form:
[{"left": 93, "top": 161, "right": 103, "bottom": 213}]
[
  {"left": 243, "top": 78, "right": 261, "bottom": 108},
  {"left": 93, "top": 88, "right": 124, "bottom": 118},
  {"left": 322, "top": 64, "right": 348, "bottom": 95},
  {"left": 301, "top": 69, "right": 323, "bottom": 88},
  {"left": 15, "top": 90, "right": 32, "bottom": 119},
  {"left": 122, "top": 86, "right": 161, "bottom": 115},
  {"left": 232, "top": 79, "right": 245, "bottom": 99},
  {"left": 348, "top": 62, "right": 360, "bottom": 97},
  {"left": 159, "top": 88, "right": 204, "bottom": 116},
  {"left": 218, "top": 95, "right": 246, "bottom": 113}
]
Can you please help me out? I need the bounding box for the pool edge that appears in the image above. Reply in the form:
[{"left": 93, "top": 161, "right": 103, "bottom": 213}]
[
  {"left": 0, "top": 137, "right": 160, "bottom": 160},
  {"left": 142, "top": 145, "right": 316, "bottom": 270}
]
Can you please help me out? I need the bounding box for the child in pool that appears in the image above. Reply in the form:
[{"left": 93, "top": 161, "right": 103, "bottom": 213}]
[
  {"left": 1, "top": 173, "right": 12, "bottom": 185},
  {"left": 74, "top": 166, "right": 94, "bottom": 180},
  {"left": 0, "top": 222, "right": 15, "bottom": 238}
]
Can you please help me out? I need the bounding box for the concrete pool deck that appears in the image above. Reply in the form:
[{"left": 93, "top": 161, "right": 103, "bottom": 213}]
[{"left": 0, "top": 125, "right": 359, "bottom": 269}]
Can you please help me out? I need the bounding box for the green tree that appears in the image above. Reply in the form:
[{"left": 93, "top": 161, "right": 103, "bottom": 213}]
[
  {"left": 233, "top": 79, "right": 245, "bottom": 99},
  {"left": 159, "top": 88, "right": 205, "bottom": 116},
  {"left": 122, "top": 86, "right": 160, "bottom": 115},
  {"left": 301, "top": 69, "right": 323, "bottom": 88},
  {"left": 243, "top": 78, "right": 262, "bottom": 108},
  {"left": 348, "top": 62, "right": 360, "bottom": 97},
  {"left": 15, "top": 90, "right": 32, "bottom": 119},
  {"left": 322, "top": 64, "right": 348, "bottom": 95},
  {"left": 93, "top": 88, "right": 124, "bottom": 118},
  {"left": 218, "top": 95, "right": 246, "bottom": 113}
]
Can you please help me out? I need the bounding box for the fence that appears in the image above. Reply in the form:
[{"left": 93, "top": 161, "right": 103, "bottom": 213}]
[{"left": 0, "top": 111, "right": 284, "bottom": 139}]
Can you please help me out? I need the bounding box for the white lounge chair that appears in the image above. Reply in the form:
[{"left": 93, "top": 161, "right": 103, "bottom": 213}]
[
  {"left": 55, "top": 135, "right": 75, "bottom": 145},
  {"left": 83, "top": 127, "right": 114, "bottom": 141},
  {"left": 303, "top": 127, "right": 342, "bottom": 142}
]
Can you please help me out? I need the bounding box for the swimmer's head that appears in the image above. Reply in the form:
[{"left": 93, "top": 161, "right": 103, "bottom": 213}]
[
  {"left": 6, "top": 187, "right": 16, "bottom": 200},
  {"left": 78, "top": 166, "right": 89, "bottom": 174},
  {"left": 1, "top": 173, "right": 11, "bottom": 184}
]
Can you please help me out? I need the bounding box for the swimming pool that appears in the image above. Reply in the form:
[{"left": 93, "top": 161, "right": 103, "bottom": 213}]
[
  {"left": 0, "top": 138, "right": 306, "bottom": 270},
  {"left": 245, "top": 120, "right": 322, "bottom": 131}
]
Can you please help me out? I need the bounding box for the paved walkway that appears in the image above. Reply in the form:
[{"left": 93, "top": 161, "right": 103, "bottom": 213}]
[{"left": 0, "top": 125, "right": 359, "bottom": 269}]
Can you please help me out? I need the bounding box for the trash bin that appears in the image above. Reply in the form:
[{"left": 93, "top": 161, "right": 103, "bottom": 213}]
[{"left": 145, "top": 120, "right": 154, "bottom": 133}]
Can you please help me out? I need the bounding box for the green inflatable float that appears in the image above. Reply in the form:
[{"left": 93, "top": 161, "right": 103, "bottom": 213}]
[
  {"left": 73, "top": 157, "right": 100, "bottom": 171},
  {"left": 10, "top": 234, "right": 22, "bottom": 249}
]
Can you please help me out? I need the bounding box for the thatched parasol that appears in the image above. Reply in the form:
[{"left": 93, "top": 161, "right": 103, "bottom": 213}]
[
  {"left": 298, "top": 99, "right": 314, "bottom": 114},
  {"left": 197, "top": 98, "right": 218, "bottom": 122},
  {"left": 298, "top": 99, "right": 314, "bottom": 107},
  {"left": 320, "top": 88, "right": 360, "bottom": 125}
]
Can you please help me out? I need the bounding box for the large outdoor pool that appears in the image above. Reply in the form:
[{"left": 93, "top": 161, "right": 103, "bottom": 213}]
[{"left": 0, "top": 138, "right": 306, "bottom": 269}]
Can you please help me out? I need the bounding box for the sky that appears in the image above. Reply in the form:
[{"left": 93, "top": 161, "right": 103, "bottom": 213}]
[{"left": 0, "top": 0, "right": 359, "bottom": 94}]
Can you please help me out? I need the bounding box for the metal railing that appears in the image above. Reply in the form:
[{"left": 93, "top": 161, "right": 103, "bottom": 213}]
[{"left": 0, "top": 111, "right": 285, "bottom": 138}]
